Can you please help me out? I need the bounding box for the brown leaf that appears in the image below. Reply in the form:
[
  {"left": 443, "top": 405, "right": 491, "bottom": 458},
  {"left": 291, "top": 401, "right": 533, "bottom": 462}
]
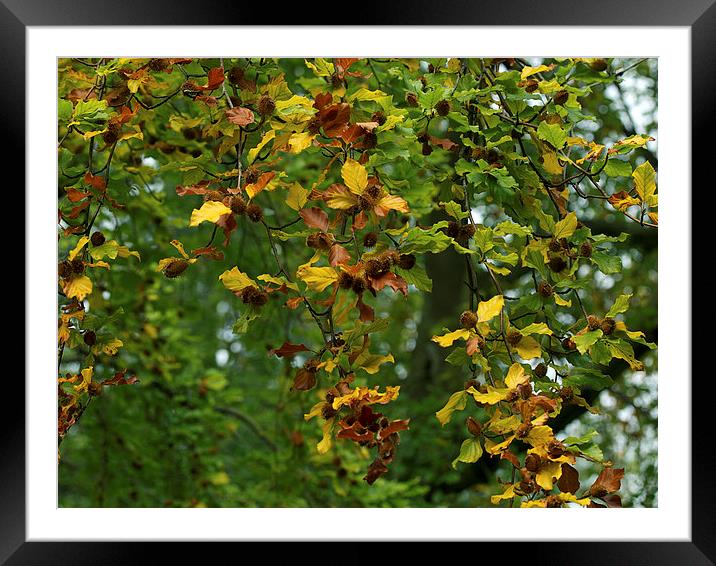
[
  {"left": 286, "top": 296, "right": 305, "bottom": 309},
  {"left": 299, "top": 207, "right": 330, "bottom": 232},
  {"left": 101, "top": 370, "right": 139, "bottom": 386},
  {"left": 291, "top": 368, "right": 317, "bottom": 391},
  {"left": 378, "top": 419, "right": 410, "bottom": 440},
  {"left": 589, "top": 467, "right": 624, "bottom": 497},
  {"left": 364, "top": 458, "right": 389, "bottom": 485},
  {"left": 356, "top": 296, "right": 374, "bottom": 322},
  {"left": 84, "top": 172, "right": 106, "bottom": 190},
  {"left": 369, "top": 272, "right": 408, "bottom": 296},
  {"left": 66, "top": 188, "right": 91, "bottom": 203},
  {"left": 557, "top": 463, "right": 580, "bottom": 494},
  {"left": 191, "top": 246, "right": 224, "bottom": 261},
  {"left": 204, "top": 67, "right": 225, "bottom": 90},
  {"left": 328, "top": 244, "right": 351, "bottom": 267},
  {"left": 226, "top": 107, "right": 255, "bottom": 127},
  {"left": 270, "top": 342, "right": 310, "bottom": 358},
  {"left": 500, "top": 450, "right": 520, "bottom": 468}
]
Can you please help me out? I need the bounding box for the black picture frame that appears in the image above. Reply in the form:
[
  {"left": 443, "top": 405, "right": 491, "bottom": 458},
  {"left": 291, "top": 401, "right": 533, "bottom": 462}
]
[{"left": 8, "top": 1, "right": 705, "bottom": 562}]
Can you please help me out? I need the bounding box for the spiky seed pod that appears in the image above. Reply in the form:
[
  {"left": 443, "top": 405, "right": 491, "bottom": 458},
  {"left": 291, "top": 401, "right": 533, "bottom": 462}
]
[
  {"left": 427, "top": 63, "right": 436, "bottom": 73},
  {"left": 102, "top": 129, "right": 119, "bottom": 145},
  {"left": 435, "top": 99, "right": 450, "bottom": 116},
  {"left": 362, "top": 232, "right": 378, "bottom": 248},
  {"left": 364, "top": 259, "right": 387, "bottom": 279},
  {"left": 587, "top": 315, "right": 602, "bottom": 331},
  {"left": 416, "top": 132, "right": 429, "bottom": 143},
  {"left": 364, "top": 184, "right": 382, "bottom": 200},
  {"left": 371, "top": 111, "right": 386, "bottom": 126},
  {"left": 534, "top": 363, "right": 548, "bottom": 379},
  {"left": 472, "top": 146, "right": 487, "bottom": 160},
  {"left": 580, "top": 241, "right": 593, "bottom": 258},
  {"left": 507, "top": 331, "right": 523, "bottom": 346},
  {"left": 460, "top": 310, "right": 479, "bottom": 329},
  {"left": 486, "top": 148, "right": 501, "bottom": 165},
  {"left": 590, "top": 58, "right": 608, "bottom": 72},
  {"left": 419, "top": 76, "right": 428, "bottom": 88},
  {"left": 459, "top": 224, "right": 476, "bottom": 240},
  {"left": 518, "top": 480, "right": 535, "bottom": 495},
  {"left": 517, "top": 382, "right": 533, "bottom": 400},
  {"left": 445, "top": 221, "right": 461, "bottom": 239},
  {"left": 88, "top": 381, "right": 103, "bottom": 397},
  {"left": 548, "top": 256, "right": 567, "bottom": 273},
  {"left": 229, "top": 95, "right": 242, "bottom": 108},
  {"left": 405, "top": 92, "right": 419, "bottom": 107},
  {"left": 548, "top": 239, "right": 562, "bottom": 253},
  {"left": 306, "top": 232, "right": 334, "bottom": 251},
  {"left": 258, "top": 95, "right": 275, "bottom": 116},
  {"left": 398, "top": 254, "right": 416, "bottom": 270},
  {"left": 230, "top": 196, "right": 247, "bottom": 215},
  {"left": 525, "top": 453, "right": 542, "bottom": 473},
  {"left": 466, "top": 416, "right": 482, "bottom": 437},
  {"left": 545, "top": 495, "right": 563, "bottom": 508},
  {"left": 70, "top": 258, "right": 85, "bottom": 274},
  {"left": 164, "top": 258, "right": 189, "bottom": 278},
  {"left": 246, "top": 203, "right": 263, "bottom": 223},
  {"left": 83, "top": 330, "right": 97, "bottom": 346},
  {"left": 58, "top": 261, "right": 73, "bottom": 279},
  {"left": 547, "top": 440, "right": 566, "bottom": 459},
  {"left": 363, "top": 132, "right": 377, "bottom": 149},
  {"left": 244, "top": 167, "right": 259, "bottom": 185},
  {"left": 351, "top": 276, "right": 366, "bottom": 295},
  {"left": 464, "top": 379, "right": 479, "bottom": 391},
  {"left": 560, "top": 386, "right": 574, "bottom": 401},
  {"left": 358, "top": 194, "right": 376, "bottom": 212},
  {"left": 90, "top": 231, "right": 106, "bottom": 247},
  {"left": 148, "top": 58, "right": 169, "bottom": 72},
  {"left": 321, "top": 403, "right": 337, "bottom": 420},
  {"left": 600, "top": 317, "right": 616, "bottom": 335},
  {"left": 228, "top": 66, "right": 244, "bottom": 85},
  {"left": 337, "top": 271, "right": 354, "bottom": 290},
  {"left": 524, "top": 79, "right": 539, "bottom": 93},
  {"left": 382, "top": 250, "right": 401, "bottom": 266},
  {"left": 421, "top": 142, "right": 432, "bottom": 156},
  {"left": 515, "top": 422, "right": 531, "bottom": 438},
  {"left": 303, "top": 358, "right": 321, "bottom": 373},
  {"left": 537, "top": 281, "right": 553, "bottom": 298},
  {"left": 554, "top": 90, "right": 569, "bottom": 106},
  {"left": 562, "top": 337, "right": 576, "bottom": 351}
]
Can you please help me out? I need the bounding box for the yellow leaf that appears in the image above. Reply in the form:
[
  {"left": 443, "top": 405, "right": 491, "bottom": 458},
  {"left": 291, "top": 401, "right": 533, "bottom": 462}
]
[
  {"left": 288, "top": 132, "right": 315, "bottom": 153},
  {"left": 484, "top": 435, "right": 516, "bottom": 455},
  {"left": 285, "top": 182, "right": 308, "bottom": 211},
  {"left": 102, "top": 338, "right": 123, "bottom": 356},
  {"left": 356, "top": 353, "right": 395, "bottom": 375},
  {"left": 490, "top": 484, "right": 516, "bottom": 505},
  {"left": 505, "top": 363, "right": 529, "bottom": 388},
  {"left": 317, "top": 420, "right": 334, "bottom": 454},
  {"left": 431, "top": 328, "right": 470, "bottom": 347},
  {"left": 435, "top": 390, "right": 468, "bottom": 426},
  {"left": 68, "top": 236, "right": 90, "bottom": 261},
  {"left": 304, "top": 401, "right": 324, "bottom": 421},
  {"left": 341, "top": 159, "right": 368, "bottom": 195},
  {"left": 524, "top": 425, "right": 554, "bottom": 448},
  {"left": 477, "top": 295, "right": 504, "bottom": 323},
  {"left": 514, "top": 335, "right": 541, "bottom": 360},
  {"left": 256, "top": 273, "right": 299, "bottom": 291},
  {"left": 553, "top": 211, "right": 578, "bottom": 239},
  {"left": 542, "top": 150, "right": 563, "bottom": 175},
  {"left": 325, "top": 185, "right": 360, "bottom": 210},
  {"left": 209, "top": 471, "right": 230, "bottom": 486},
  {"left": 62, "top": 274, "right": 93, "bottom": 301},
  {"left": 535, "top": 460, "right": 563, "bottom": 490},
  {"left": 554, "top": 294, "right": 572, "bottom": 307},
  {"left": 189, "top": 201, "right": 232, "bottom": 227},
  {"left": 170, "top": 239, "right": 191, "bottom": 259},
  {"left": 297, "top": 265, "right": 338, "bottom": 292},
  {"left": 73, "top": 366, "right": 94, "bottom": 393},
  {"left": 521, "top": 64, "right": 554, "bottom": 80},
  {"left": 219, "top": 267, "right": 256, "bottom": 292},
  {"left": 332, "top": 386, "right": 400, "bottom": 410},
  {"left": 375, "top": 194, "right": 409, "bottom": 214},
  {"left": 468, "top": 385, "right": 510, "bottom": 405},
  {"left": 632, "top": 160, "right": 656, "bottom": 202},
  {"left": 247, "top": 130, "right": 276, "bottom": 164}
]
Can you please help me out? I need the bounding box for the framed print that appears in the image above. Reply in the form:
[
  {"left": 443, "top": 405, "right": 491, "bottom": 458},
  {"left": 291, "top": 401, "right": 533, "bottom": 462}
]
[{"left": 9, "top": 0, "right": 707, "bottom": 563}]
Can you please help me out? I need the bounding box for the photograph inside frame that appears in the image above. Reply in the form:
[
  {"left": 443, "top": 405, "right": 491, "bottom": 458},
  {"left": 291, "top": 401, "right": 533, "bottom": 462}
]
[{"left": 56, "top": 57, "right": 658, "bottom": 509}]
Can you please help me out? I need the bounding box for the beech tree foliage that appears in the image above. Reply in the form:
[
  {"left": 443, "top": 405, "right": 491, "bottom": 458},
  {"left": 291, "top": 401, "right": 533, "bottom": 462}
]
[{"left": 57, "top": 57, "right": 657, "bottom": 508}]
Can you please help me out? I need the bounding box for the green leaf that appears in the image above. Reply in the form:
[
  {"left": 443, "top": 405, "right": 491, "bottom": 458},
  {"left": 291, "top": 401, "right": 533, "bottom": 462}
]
[
  {"left": 536, "top": 121, "right": 567, "bottom": 149},
  {"left": 565, "top": 367, "right": 613, "bottom": 390},
  {"left": 435, "top": 390, "right": 468, "bottom": 426},
  {"left": 451, "top": 438, "right": 483, "bottom": 469},
  {"left": 590, "top": 251, "right": 622, "bottom": 274},
  {"left": 573, "top": 330, "right": 603, "bottom": 354},
  {"left": 606, "top": 294, "right": 632, "bottom": 318},
  {"left": 603, "top": 159, "right": 632, "bottom": 178},
  {"left": 553, "top": 212, "right": 578, "bottom": 239},
  {"left": 395, "top": 265, "right": 432, "bottom": 292}
]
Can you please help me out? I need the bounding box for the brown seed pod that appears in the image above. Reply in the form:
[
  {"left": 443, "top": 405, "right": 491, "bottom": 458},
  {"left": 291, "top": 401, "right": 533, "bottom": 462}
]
[
  {"left": 358, "top": 194, "right": 376, "bottom": 212},
  {"left": 548, "top": 256, "right": 567, "bottom": 273},
  {"left": 421, "top": 142, "right": 432, "bottom": 156},
  {"left": 364, "top": 184, "right": 382, "bottom": 200},
  {"left": 459, "top": 223, "right": 476, "bottom": 240},
  {"left": 306, "top": 232, "right": 334, "bottom": 251},
  {"left": 525, "top": 453, "right": 541, "bottom": 472},
  {"left": 537, "top": 281, "right": 553, "bottom": 298},
  {"left": 515, "top": 421, "right": 531, "bottom": 438},
  {"left": 466, "top": 416, "right": 482, "bottom": 437},
  {"left": 363, "top": 132, "right": 378, "bottom": 149},
  {"left": 548, "top": 239, "right": 562, "bottom": 253},
  {"left": 362, "top": 232, "right": 378, "bottom": 248},
  {"left": 228, "top": 66, "right": 244, "bottom": 85},
  {"left": 545, "top": 495, "right": 563, "bottom": 508},
  {"left": 382, "top": 250, "right": 401, "bottom": 266},
  {"left": 405, "top": 92, "right": 419, "bottom": 107},
  {"left": 506, "top": 331, "right": 523, "bottom": 346},
  {"left": 102, "top": 129, "right": 119, "bottom": 146},
  {"left": 524, "top": 79, "right": 539, "bottom": 93},
  {"left": 554, "top": 90, "right": 569, "bottom": 106},
  {"left": 148, "top": 58, "right": 169, "bottom": 72},
  {"left": 337, "top": 271, "right": 354, "bottom": 290},
  {"left": 83, "top": 330, "right": 97, "bottom": 346},
  {"left": 590, "top": 58, "right": 608, "bottom": 72},
  {"left": 486, "top": 149, "right": 502, "bottom": 165},
  {"left": 397, "top": 254, "right": 416, "bottom": 270},
  {"left": 258, "top": 94, "right": 276, "bottom": 116},
  {"left": 58, "top": 261, "right": 73, "bottom": 279},
  {"left": 587, "top": 315, "right": 602, "bottom": 331},
  {"left": 321, "top": 403, "right": 337, "bottom": 420},
  {"left": 88, "top": 381, "right": 103, "bottom": 397},
  {"left": 230, "top": 196, "right": 247, "bottom": 215},
  {"left": 70, "top": 258, "right": 85, "bottom": 274},
  {"left": 435, "top": 99, "right": 450, "bottom": 116},
  {"left": 240, "top": 285, "right": 269, "bottom": 306},
  {"left": 560, "top": 386, "right": 574, "bottom": 401},
  {"left": 534, "top": 363, "right": 548, "bottom": 379},
  {"left": 90, "top": 231, "right": 106, "bottom": 247},
  {"left": 164, "top": 258, "right": 190, "bottom": 278},
  {"left": 600, "top": 317, "right": 616, "bottom": 335},
  {"left": 244, "top": 167, "right": 259, "bottom": 185},
  {"left": 364, "top": 259, "right": 387, "bottom": 279},
  {"left": 445, "top": 221, "right": 461, "bottom": 239},
  {"left": 547, "top": 439, "right": 566, "bottom": 459},
  {"left": 351, "top": 276, "right": 366, "bottom": 295},
  {"left": 246, "top": 203, "right": 263, "bottom": 223},
  {"left": 580, "top": 241, "right": 593, "bottom": 258},
  {"left": 562, "top": 337, "right": 576, "bottom": 351},
  {"left": 517, "top": 382, "right": 533, "bottom": 400},
  {"left": 460, "top": 310, "right": 479, "bottom": 329},
  {"left": 371, "top": 111, "right": 386, "bottom": 126},
  {"left": 464, "top": 379, "right": 479, "bottom": 391}
]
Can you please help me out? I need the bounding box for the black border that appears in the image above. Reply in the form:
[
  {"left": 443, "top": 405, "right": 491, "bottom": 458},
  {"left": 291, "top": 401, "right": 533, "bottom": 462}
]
[{"left": 9, "top": 2, "right": 706, "bottom": 563}]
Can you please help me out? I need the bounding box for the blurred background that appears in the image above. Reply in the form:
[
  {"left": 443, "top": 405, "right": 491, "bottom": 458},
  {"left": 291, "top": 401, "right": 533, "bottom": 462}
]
[{"left": 58, "top": 58, "right": 657, "bottom": 508}]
